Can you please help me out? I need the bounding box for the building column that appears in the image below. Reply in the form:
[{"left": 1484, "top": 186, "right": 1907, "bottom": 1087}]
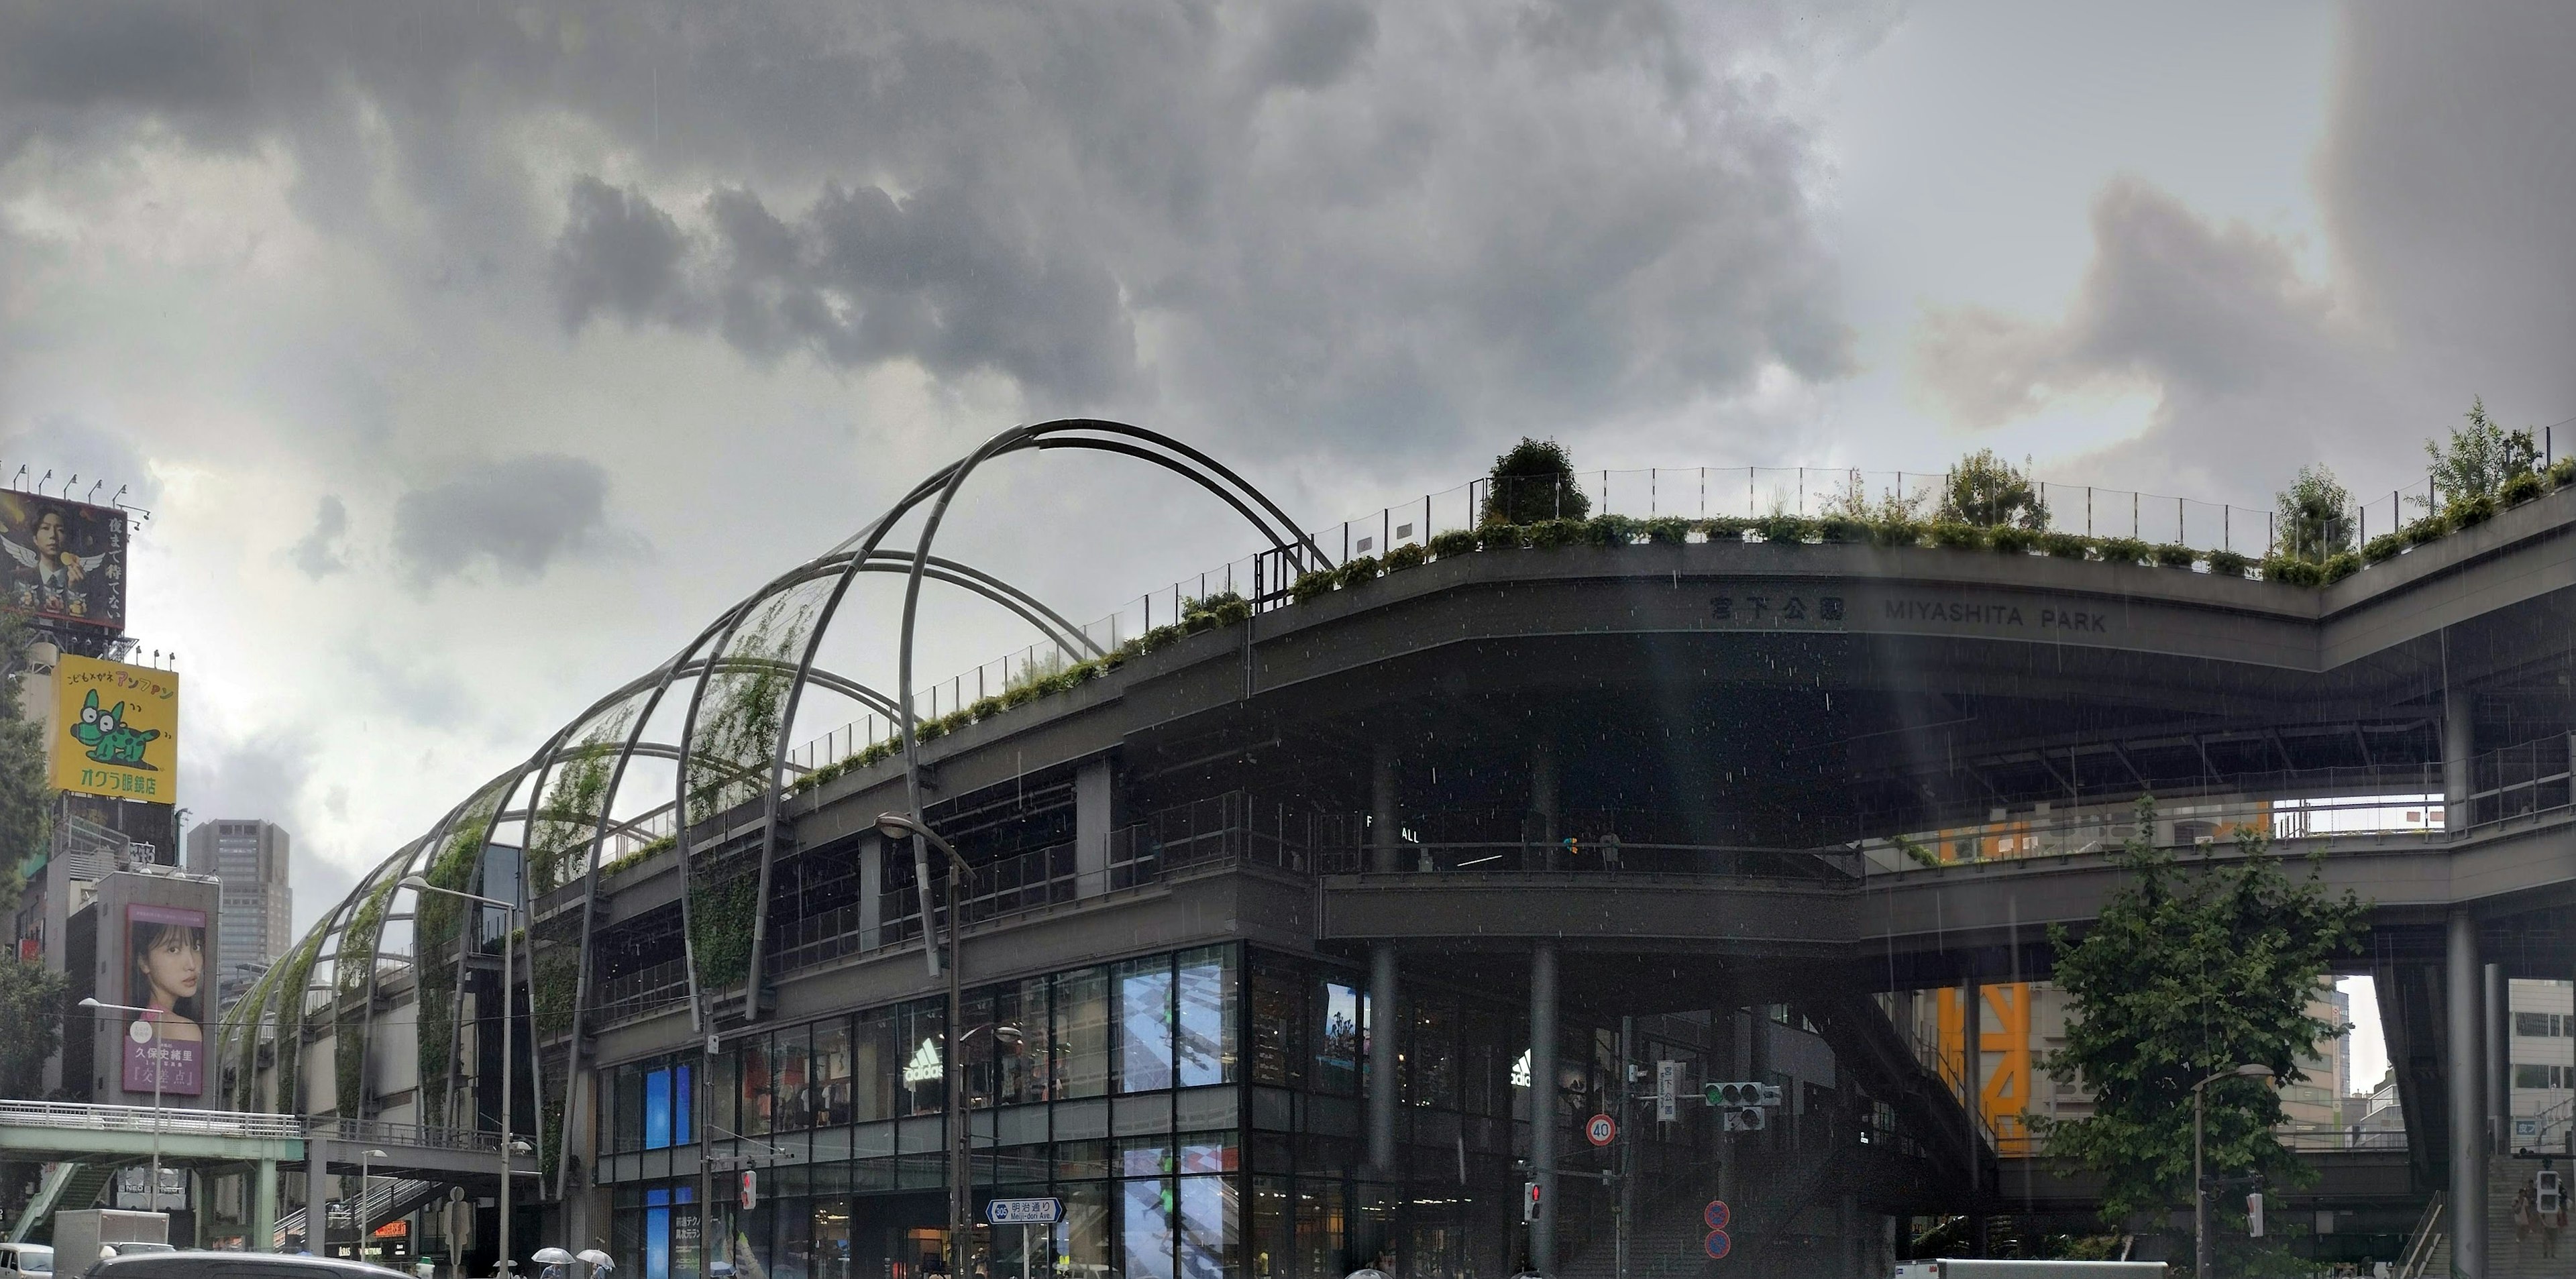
[
  {"left": 252, "top": 1160, "right": 278, "bottom": 1253},
  {"left": 2449, "top": 908, "right": 2488, "bottom": 1276},
  {"left": 1529, "top": 944, "right": 1559, "bottom": 1274},
  {"left": 2487, "top": 962, "right": 2510, "bottom": 1153},
  {"left": 1368, "top": 944, "right": 1401, "bottom": 1173},
  {"left": 1075, "top": 758, "right": 1114, "bottom": 896},
  {"left": 2446, "top": 677, "right": 2475, "bottom": 836},
  {"left": 1371, "top": 742, "right": 1401, "bottom": 873}
]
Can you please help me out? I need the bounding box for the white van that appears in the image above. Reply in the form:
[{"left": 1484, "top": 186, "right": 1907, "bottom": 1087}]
[{"left": 0, "top": 1243, "right": 56, "bottom": 1275}]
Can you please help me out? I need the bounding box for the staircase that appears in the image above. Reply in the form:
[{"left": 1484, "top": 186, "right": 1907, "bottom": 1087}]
[
  {"left": 272, "top": 1176, "right": 443, "bottom": 1251},
  {"left": 2487, "top": 1156, "right": 2575, "bottom": 1278},
  {"left": 7, "top": 1161, "right": 131, "bottom": 1243}
]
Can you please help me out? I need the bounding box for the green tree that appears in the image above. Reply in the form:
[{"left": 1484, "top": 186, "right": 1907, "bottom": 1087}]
[
  {"left": 1479, "top": 437, "right": 1590, "bottom": 526},
  {"left": 1937, "top": 449, "right": 2050, "bottom": 529},
  {"left": 0, "top": 611, "right": 60, "bottom": 1117},
  {"left": 2423, "top": 395, "right": 2539, "bottom": 508},
  {"left": 2035, "top": 799, "right": 2366, "bottom": 1274},
  {"left": 2273, "top": 465, "right": 2354, "bottom": 563}
]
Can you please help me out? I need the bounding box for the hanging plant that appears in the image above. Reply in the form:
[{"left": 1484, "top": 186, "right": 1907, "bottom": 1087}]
[
  {"left": 414, "top": 805, "right": 494, "bottom": 1127},
  {"left": 688, "top": 598, "right": 808, "bottom": 827},
  {"left": 332, "top": 877, "right": 397, "bottom": 1116},
  {"left": 530, "top": 713, "right": 633, "bottom": 895},
  {"left": 688, "top": 873, "right": 761, "bottom": 991}
]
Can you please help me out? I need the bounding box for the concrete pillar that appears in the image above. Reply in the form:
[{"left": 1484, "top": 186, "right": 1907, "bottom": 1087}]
[
  {"left": 1371, "top": 742, "right": 1401, "bottom": 873},
  {"left": 2446, "top": 679, "right": 2475, "bottom": 836},
  {"left": 2449, "top": 908, "right": 2488, "bottom": 1276},
  {"left": 252, "top": 1160, "right": 278, "bottom": 1253},
  {"left": 1075, "top": 758, "right": 1114, "bottom": 895},
  {"left": 1531, "top": 740, "right": 1560, "bottom": 872},
  {"left": 2487, "top": 963, "right": 2510, "bottom": 1154},
  {"left": 1529, "top": 944, "right": 1559, "bottom": 1274},
  {"left": 1961, "top": 978, "right": 1982, "bottom": 1149},
  {"left": 1368, "top": 944, "right": 1401, "bottom": 1174}
]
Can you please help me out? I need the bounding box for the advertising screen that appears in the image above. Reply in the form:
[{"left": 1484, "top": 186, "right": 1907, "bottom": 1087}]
[
  {"left": 52, "top": 654, "right": 178, "bottom": 803},
  {"left": 123, "top": 902, "right": 207, "bottom": 1096},
  {"left": 0, "top": 492, "right": 127, "bottom": 632}
]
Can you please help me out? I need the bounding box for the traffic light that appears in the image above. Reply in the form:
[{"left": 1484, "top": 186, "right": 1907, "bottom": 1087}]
[
  {"left": 1701, "top": 1081, "right": 1782, "bottom": 1108},
  {"left": 1721, "top": 1107, "right": 1767, "bottom": 1133},
  {"left": 2245, "top": 1192, "right": 2264, "bottom": 1239},
  {"left": 1522, "top": 1181, "right": 1542, "bottom": 1223},
  {"left": 2540, "top": 1170, "right": 2564, "bottom": 1216}
]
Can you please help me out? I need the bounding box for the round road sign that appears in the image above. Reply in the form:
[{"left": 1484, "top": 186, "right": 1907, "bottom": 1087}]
[
  {"left": 1703, "top": 1200, "right": 1730, "bottom": 1231},
  {"left": 1585, "top": 1114, "right": 1616, "bottom": 1146}
]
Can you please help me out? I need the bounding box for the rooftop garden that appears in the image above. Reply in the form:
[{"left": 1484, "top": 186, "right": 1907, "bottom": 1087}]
[{"left": 789, "top": 400, "right": 2572, "bottom": 793}]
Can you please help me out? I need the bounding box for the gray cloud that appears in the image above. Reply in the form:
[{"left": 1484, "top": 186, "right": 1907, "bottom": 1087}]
[
  {"left": 553, "top": 176, "right": 692, "bottom": 331},
  {"left": 390, "top": 454, "right": 623, "bottom": 588},
  {"left": 1909, "top": 3, "right": 2576, "bottom": 497},
  {"left": 1252, "top": 1, "right": 1378, "bottom": 91},
  {"left": 288, "top": 494, "right": 350, "bottom": 578}
]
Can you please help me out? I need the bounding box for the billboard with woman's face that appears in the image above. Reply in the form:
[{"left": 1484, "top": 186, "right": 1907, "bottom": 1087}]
[{"left": 124, "top": 903, "right": 206, "bottom": 1095}]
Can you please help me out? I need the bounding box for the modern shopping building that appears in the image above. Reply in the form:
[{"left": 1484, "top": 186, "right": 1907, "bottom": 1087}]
[
  {"left": 217, "top": 424, "right": 2576, "bottom": 1278},
  {"left": 186, "top": 820, "right": 292, "bottom": 1012}
]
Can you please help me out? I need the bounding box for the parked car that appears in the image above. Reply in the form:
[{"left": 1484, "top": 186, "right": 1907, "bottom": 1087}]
[{"left": 0, "top": 1243, "right": 55, "bottom": 1274}]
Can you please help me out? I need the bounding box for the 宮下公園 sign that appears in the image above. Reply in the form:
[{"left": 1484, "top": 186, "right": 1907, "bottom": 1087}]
[
  {"left": 51, "top": 654, "right": 178, "bottom": 803},
  {"left": 987, "top": 1199, "right": 1064, "bottom": 1226}
]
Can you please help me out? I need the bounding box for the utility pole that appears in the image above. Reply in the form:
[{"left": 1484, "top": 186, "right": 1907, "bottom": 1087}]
[{"left": 1615, "top": 1016, "right": 1634, "bottom": 1279}]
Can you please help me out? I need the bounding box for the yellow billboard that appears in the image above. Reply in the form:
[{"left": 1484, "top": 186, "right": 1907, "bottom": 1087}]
[{"left": 52, "top": 654, "right": 178, "bottom": 803}]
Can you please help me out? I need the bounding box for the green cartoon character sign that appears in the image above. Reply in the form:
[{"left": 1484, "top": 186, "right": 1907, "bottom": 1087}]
[{"left": 69, "top": 689, "right": 161, "bottom": 770}]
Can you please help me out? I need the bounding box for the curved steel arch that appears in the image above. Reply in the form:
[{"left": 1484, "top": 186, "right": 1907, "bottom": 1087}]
[{"left": 736, "top": 419, "right": 1328, "bottom": 1017}]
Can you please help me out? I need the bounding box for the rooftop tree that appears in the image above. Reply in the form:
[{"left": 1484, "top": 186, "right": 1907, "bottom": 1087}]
[
  {"left": 2273, "top": 465, "right": 2355, "bottom": 564},
  {"left": 1937, "top": 449, "right": 2050, "bottom": 530},
  {"left": 2424, "top": 395, "right": 2539, "bottom": 507},
  {"left": 1480, "top": 437, "right": 1590, "bottom": 526}
]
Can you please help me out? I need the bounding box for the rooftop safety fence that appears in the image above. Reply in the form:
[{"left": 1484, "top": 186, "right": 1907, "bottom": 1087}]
[{"left": 791, "top": 465, "right": 2509, "bottom": 780}]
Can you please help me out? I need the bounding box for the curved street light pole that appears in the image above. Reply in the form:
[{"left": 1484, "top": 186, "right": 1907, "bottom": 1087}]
[
  {"left": 402, "top": 875, "right": 523, "bottom": 1277},
  {"left": 878, "top": 812, "right": 976, "bottom": 1279},
  {"left": 2194, "top": 1062, "right": 2275, "bottom": 1279},
  {"left": 79, "top": 999, "right": 166, "bottom": 1215}
]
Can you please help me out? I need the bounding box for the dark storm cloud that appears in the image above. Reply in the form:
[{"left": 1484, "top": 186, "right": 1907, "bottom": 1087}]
[
  {"left": 288, "top": 495, "right": 351, "bottom": 578},
  {"left": 554, "top": 178, "right": 1136, "bottom": 402},
  {"left": 1913, "top": 2, "right": 2576, "bottom": 493},
  {"left": 390, "top": 453, "right": 624, "bottom": 588},
  {"left": 0, "top": 0, "right": 1882, "bottom": 459}
]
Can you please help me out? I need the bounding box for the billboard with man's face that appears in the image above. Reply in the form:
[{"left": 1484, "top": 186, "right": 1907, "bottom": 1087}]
[
  {"left": 0, "top": 492, "right": 127, "bottom": 632},
  {"left": 123, "top": 902, "right": 207, "bottom": 1095}
]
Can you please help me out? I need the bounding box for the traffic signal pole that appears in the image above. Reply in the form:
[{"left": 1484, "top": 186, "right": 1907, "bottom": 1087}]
[{"left": 1615, "top": 1017, "right": 1632, "bottom": 1279}]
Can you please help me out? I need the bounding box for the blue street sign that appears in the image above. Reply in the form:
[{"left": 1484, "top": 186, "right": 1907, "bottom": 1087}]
[{"left": 987, "top": 1199, "right": 1065, "bottom": 1226}]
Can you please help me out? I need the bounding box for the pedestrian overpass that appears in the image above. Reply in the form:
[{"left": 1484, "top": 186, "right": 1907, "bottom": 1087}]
[{"left": 0, "top": 1101, "right": 535, "bottom": 1251}]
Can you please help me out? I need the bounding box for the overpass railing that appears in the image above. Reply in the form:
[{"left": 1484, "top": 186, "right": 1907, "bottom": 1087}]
[
  {"left": 0, "top": 1101, "right": 306, "bottom": 1142},
  {"left": 1855, "top": 792, "right": 2451, "bottom": 873},
  {"left": 313, "top": 1116, "right": 508, "bottom": 1155}
]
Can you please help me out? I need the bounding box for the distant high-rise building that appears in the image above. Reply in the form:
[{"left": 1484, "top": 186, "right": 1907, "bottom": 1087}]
[{"left": 184, "top": 820, "right": 291, "bottom": 1007}]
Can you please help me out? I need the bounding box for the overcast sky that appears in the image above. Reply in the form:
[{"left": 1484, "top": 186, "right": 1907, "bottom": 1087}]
[{"left": 6, "top": 2, "right": 2573, "bottom": 1070}]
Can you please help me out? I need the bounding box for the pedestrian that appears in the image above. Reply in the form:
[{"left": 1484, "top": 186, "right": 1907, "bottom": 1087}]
[
  {"left": 1600, "top": 830, "right": 1622, "bottom": 872},
  {"left": 2546, "top": 1187, "right": 2566, "bottom": 1259},
  {"left": 2514, "top": 1184, "right": 2534, "bottom": 1245}
]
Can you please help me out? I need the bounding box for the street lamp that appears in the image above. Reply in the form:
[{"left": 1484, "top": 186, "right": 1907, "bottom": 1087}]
[
  {"left": 358, "top": 1148, "right": 388, "bottom": 1258},
  {"left": 876, "top": 812, "right": 976, "bottom": 1279},
  {"left": 2194, "top": 1062, "right": 2275, "bottom": 1279},
  {"left": 80, "top": 998, "right": 168, "bottom": 1211},
  {"left": 400, "top": 874, "right": 525, "bottom": 1277}
]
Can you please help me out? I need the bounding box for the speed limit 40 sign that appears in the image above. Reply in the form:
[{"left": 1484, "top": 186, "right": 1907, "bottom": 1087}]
[{"left": 1585, "top": 1114, "right": 1617, "bottom": 1146}]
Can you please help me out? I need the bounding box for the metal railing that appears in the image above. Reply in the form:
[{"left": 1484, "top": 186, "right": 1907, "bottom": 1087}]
[
  {"left": 315, "top": 1116, "right": 509, "bottom": 1154},
  {"left": 590, "top": 957, "right": 691, "bottom": 1025},
  {"left": 0, "top": 1100, "right": 307, "bottom": 1141},
  {"left": 788, "top": 461, "right": 2481, "bottom": 782},
  {"left": 1311, "top": 837, "right": 1862, "bottom": 881},
  {"left": 1858, "top": 791, "right": 2451, "bottom": 874}
]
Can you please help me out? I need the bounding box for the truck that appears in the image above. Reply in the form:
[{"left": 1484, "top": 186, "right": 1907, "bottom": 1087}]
[
  {"left": 49, "top": 1211, "right": 168, "bottom": 1276},
  {"left": 1895, "top": 1264, "right": 2166, "bottom": 1278}
]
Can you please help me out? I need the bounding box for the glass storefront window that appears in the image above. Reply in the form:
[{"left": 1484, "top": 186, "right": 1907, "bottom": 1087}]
[
  {"left": 962, "top": 990, "right": 997, "bottom": 1108},
  {"left": 1122, "top": 1176, "right": 1177, "bottom": 1279},
  {"left": 776, "top": 1025, "right": 813, "bottom": 1132},
  {"left": 645, "top": 1066, "right": 673, "bottom": 1150},
  {"left": 1249, "top": 962, "right": 1303, "bottom": 1089},
  {"left": 901, "top": 999, "right": 947, "bottom": 1116},
  {"left": 1408, "top": 999, "right": 1456, "bottom": 1111},
  {"left": 855, "top": 1006, "right": 898, "bottom": 1123},
  {"left": 1120, "top": 956, "right": 1175, "bottom": 1092},
  {"left": 676, "top": 1061, "right": 695, "bottom": 1146},
  {"left": 739, "top": 1034, "right": 774, "bottom": 1136},
  {"left": 998, "top": 977, "right": 1050, "bottom": 1104},
  {"left": 614, "top": 1063, "right": 645, "bottom": 1153},
  {"left": 1175, "top": 946, "right": 1236, "bottom": 1087},
  {"left": 812, "top": 1198, "right": 852, "bottom": 1279},
  {"left": 1177, "top": 1175, "right": 1235, "bottom": 1279},
  {"left": 1060, "top": 1182, "right": 1112, "bottom": 1279},
  {"left": 707, "top": 1046, "right": 737, "bottom": 1139},
  {"left": 1057, "top": 967, "right": 1110, "bottom": 1099},
  {"left": 816, "top": 1019, "right": 853, "bottom": 1127},
  {"left": 1316, "top": 982, "right": 1362, "bottom": 1097},
  {"left": 1248, "top": 1177, "right": 1290, "bottom": 1279}
]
